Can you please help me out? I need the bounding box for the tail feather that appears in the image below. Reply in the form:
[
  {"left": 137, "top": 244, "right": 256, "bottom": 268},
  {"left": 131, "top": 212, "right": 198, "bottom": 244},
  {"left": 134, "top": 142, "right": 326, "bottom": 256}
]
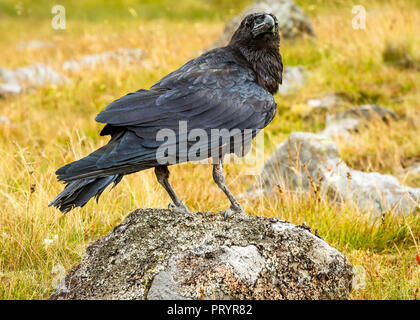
[
  {"left": 49, "top": 174, "right": 123, "bottom": 213},
  {"left": 50, "top": 130, "right": 157, "bottom": 213}
]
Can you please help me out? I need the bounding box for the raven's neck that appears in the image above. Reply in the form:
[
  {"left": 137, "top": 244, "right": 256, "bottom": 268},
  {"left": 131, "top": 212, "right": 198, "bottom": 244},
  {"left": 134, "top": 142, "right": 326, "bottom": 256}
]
[{"left": 238, "top": 46, "right": 283, "bottom": 95}]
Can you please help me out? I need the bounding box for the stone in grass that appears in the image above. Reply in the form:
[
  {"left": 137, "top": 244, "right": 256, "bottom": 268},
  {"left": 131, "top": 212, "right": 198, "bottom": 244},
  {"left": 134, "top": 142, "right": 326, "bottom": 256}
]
[
  {"left": 62, "top": 48, "right": 144, "bottom": 72},
  {"left": 0, "top": 67, "right": 17, "bottom": 84},
  {"left": 0, "top": 64, "right": 67, "bottom": 93},
  {"left": 0, "top": 67, "right": 21, "bottom": 96},
  {"left": 307, "top": 94, "right": 341, "bottom": 111},
  {"left": 49, "top": 208, "right": 354, "bottom": 300},
  {"left": 404, "top": 162, "right": 420, "bottom": 176},
  {"left": 321, "top": 104, "right": 398, "bottom": 139},
  {"left": 0, "top": 83, "right": 22, "bottom": 97},
  {"left": 249, "top": 132, "right": 420, "bottom": 216}
]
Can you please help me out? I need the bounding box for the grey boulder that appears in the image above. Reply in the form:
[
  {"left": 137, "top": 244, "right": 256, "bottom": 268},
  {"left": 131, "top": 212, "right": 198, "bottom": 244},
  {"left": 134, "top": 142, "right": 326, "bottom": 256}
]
[
  {"left": 49, "top": 208, "right": 353, "bottom": 300},
  {"left": 251, "top": 132, "right": 420, "bottom": 216}
]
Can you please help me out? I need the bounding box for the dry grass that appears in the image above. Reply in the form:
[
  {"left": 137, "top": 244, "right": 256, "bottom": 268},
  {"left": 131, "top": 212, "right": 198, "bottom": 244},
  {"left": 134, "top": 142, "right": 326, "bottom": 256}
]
[{"left": 0, "top": 0, "right": 419, "bottom": 299}]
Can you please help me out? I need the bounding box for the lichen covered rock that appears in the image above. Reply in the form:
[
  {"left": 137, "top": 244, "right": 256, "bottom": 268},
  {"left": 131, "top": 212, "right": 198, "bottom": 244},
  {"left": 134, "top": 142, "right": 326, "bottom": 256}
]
[{"left": 49, "top": 209, "right": 353, "bottom": 300}]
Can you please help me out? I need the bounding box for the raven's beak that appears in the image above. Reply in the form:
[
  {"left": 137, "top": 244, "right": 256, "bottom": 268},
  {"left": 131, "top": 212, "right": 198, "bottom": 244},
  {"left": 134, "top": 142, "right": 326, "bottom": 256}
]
[{"left": 252, "top": 14, "right": 276, "bottom": 37}]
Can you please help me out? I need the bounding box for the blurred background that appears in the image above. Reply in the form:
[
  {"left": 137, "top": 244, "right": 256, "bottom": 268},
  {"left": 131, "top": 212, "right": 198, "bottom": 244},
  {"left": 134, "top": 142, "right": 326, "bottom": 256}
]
[{"left": 0, "top": 0, "right": 419, "bottom": 300}]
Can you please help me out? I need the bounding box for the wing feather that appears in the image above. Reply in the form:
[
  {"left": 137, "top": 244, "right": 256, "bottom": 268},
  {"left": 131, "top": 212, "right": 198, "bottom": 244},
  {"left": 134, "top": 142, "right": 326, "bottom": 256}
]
[{"left": 93, "top": 49, "right": 277, "bottom": 167}]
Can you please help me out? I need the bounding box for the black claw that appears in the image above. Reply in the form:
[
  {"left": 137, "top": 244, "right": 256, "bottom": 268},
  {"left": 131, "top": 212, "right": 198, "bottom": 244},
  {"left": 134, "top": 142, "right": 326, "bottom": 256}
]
[
  {"left": 168, "top": 202, "right": 190, "bottom": 213},
  {"left": 223, "top": 205, "right": 244, "bottom": 220},
  {"left": 223, "top": 209, "right": 231, "bottom": 220}
]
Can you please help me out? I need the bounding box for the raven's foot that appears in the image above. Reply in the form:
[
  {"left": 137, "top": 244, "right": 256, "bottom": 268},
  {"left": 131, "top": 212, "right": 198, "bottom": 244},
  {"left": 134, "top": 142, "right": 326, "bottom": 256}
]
[
  {"left": 168, "top": 202, "right": 190, "bottom": 213},
  {"left": 223, "top": 204, "right": 244, "bottom": 220}
]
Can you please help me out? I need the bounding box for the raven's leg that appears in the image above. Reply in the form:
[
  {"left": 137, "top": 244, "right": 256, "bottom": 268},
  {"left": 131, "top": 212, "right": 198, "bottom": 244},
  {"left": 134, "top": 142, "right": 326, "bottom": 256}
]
[
  {"left": 212, "top": 161, "right": 244, "bottom": 219},
  {"left": 155, "top": 165, "right": 189, "bottom": 213}
]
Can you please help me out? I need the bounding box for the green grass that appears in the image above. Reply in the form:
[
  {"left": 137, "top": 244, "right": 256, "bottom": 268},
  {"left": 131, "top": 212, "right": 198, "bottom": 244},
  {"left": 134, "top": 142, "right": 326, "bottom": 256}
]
[{"left": 0, "top": 0, "right": 419, "bottom": 300}]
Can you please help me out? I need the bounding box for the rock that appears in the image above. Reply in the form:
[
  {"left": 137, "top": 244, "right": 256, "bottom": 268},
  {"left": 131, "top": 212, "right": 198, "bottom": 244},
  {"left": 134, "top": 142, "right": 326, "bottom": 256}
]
[
  {"left": 406, "top": 163, "right": 420, "bottom": 176},
  {"left": 321, "top": 104, "right": 397, "bottom": 139},
  {"left": 212, "top": 0, "right": 315, "bottom": 48},
  {"left": 307, "top": 94, "right": 341, "bottom": 111},
  {"left": 62, "top": 48, "right": 143, "bottom": 71},
  {"left": 0, "top": 83, "right": 22, "bottom": 96},
  {"left": 0, "top": 67, "right": 17, "bottom": 84},
  {"left": 13, "top": 64, "right": 67, "bottom": 87},
  {"left": 250, "top": 132, "right": 420, "bottom": 215},
  {"left": 278, "top": 66, "right": 305, "bottom": 95},
  {"left": 0, "top": 64, "right": 67, "bottom": 93},
  {"left": 1, "top": 67, "right": 22, "bottom": 96},
  {"left": 49, "top": 208, "right": 353, "bottom": 300},
  {"left": 17, "top": 40, "right": 55, "bottom": 50}
]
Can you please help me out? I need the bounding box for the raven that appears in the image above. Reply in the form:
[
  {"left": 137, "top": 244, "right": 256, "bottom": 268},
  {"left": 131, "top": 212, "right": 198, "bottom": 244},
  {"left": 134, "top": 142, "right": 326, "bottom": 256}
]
[{"left": 49, "top": 13, "right": 283, "bottom": 217}]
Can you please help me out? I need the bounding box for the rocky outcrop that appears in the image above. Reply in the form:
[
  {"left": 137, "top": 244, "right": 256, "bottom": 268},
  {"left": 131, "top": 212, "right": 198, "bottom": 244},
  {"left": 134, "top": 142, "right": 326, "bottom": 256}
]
[
  {"left": 250, "top": 132, "right": 420, "bottom": 215},
  {"left": 321, "top": 104, "right": 398, "bottom": 139},
  {"left": 211, "top": 0, "right": 315, "bottom": 48},
  {"left": 49, "top": 208, "right": 353, "bottom": 300}
]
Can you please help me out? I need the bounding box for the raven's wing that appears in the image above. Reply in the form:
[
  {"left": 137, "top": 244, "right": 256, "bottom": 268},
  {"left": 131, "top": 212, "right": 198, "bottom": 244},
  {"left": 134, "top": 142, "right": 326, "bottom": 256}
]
[
  {"left": 96, "top": 52, "right": 276, "bottom": 135},
  {"left": 94, "top": 50, "right": 276, "bottom": 166}
]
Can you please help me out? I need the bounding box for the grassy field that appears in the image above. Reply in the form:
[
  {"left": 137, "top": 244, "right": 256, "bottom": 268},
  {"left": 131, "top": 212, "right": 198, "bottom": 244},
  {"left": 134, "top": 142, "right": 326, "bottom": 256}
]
[{"left": 0, "top": 0, "right": 419, "bottom": 299}]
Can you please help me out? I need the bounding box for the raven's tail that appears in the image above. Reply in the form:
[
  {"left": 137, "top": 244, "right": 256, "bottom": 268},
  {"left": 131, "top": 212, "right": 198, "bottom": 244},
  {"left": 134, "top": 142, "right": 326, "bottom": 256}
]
[
  {"left": 49, "top": 174, "right": 123, "bottom": 213},
  {"left": 49, "top": 130, "right": 157, "bottom": 213}
]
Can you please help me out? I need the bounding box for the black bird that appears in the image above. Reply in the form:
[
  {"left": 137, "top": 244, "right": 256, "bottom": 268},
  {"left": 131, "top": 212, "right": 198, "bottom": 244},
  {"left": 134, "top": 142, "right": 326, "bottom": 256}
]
[{"left": 49, "top": 13, "right": 283, "bottom": 217}]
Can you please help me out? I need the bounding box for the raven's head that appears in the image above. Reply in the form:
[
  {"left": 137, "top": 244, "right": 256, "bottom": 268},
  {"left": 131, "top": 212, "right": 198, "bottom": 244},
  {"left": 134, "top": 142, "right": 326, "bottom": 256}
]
[
  {"left": 230, "top": 12, "right": 280, "bottom": 49},
  {"left": 230, "top": 13, "right": 283, "bottom": 94}
]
